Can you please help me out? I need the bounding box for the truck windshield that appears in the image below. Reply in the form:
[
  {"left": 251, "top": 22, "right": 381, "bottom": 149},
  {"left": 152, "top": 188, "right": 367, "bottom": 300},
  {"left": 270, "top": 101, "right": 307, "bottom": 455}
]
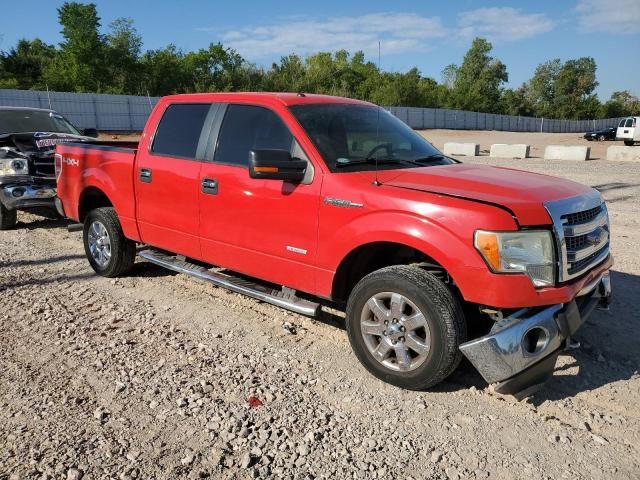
[
  {"left": 289, "top": 104, "right": 453, "bottom": 172},
  {"left": 0, "top": 109, "right": 81, "bottom": 135}
]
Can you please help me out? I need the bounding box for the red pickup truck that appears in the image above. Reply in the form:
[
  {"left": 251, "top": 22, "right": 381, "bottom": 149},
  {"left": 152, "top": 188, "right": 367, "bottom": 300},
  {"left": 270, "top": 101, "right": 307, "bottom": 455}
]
[{"left": 55, "top": 93, "right": 612, "bottom": 398}]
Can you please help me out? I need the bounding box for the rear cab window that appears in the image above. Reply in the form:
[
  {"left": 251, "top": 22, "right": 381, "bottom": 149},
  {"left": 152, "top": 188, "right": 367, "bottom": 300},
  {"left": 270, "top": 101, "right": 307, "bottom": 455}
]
[
  {"left": 151, "top": 103, "right": 212, "bottom": 159},
  {"left": 625, "top": 118, "right": 634, "bottom": 128},
  {"left": 214, "top": 104, "right": 294, "bottom": 167}
]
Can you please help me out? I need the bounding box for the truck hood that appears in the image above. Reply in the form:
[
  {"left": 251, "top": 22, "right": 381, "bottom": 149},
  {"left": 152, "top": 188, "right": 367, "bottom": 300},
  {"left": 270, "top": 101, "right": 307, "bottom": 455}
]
[
  {"left": 0, "top": 131, "right": 94, "bottom": 178},
  {"left": 378, "top": 163, "right": 596, "bottom": 225}
]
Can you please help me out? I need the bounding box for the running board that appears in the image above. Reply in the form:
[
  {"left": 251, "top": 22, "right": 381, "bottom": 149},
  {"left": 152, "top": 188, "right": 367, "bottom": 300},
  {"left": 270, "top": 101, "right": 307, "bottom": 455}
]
[{"left": 138, "top": 249, "right": 320, "bottom": 317}]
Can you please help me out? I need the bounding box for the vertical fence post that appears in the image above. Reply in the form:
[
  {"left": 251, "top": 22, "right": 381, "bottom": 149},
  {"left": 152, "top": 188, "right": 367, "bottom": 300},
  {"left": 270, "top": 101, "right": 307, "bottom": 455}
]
[
  {"left": 92, "top": 96, "right": 99, "bottom": 130},
  {"left": 127, "top": 97, "right": 134, "bottom": 131}
]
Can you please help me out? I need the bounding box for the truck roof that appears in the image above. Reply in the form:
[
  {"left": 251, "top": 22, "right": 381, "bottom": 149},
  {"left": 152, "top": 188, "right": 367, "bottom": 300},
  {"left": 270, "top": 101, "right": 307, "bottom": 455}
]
[
  {"left": 160, "top": 92, "right": 373, "bottom": 107},
  {"left": 0, "top": 106, "right": 56, "bottom": 113}
]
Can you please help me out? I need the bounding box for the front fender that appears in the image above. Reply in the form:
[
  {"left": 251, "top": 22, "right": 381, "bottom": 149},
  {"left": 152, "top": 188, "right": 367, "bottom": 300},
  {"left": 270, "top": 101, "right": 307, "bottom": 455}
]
[{"left": 316, "top": 197, "right": 519, "bottom": 302}]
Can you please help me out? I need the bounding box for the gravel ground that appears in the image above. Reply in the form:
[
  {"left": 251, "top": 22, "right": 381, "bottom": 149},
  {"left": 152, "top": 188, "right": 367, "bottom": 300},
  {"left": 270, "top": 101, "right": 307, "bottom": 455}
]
[{"left": 1, "top": 153, "right": 639, "bottom": 479}]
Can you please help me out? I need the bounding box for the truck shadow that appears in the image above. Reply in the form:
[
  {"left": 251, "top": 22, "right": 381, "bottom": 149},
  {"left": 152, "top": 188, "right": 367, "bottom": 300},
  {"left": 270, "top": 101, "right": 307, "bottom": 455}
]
[
  {"left": 438, "top": 269, "right": 640, "bottom": 402},
  {"left": 18, "top": 216, "right": 71, "bottom": 230}
]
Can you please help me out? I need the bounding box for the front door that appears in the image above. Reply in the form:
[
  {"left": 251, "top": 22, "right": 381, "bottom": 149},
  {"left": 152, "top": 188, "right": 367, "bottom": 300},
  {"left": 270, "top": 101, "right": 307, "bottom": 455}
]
[
  {"left": 198, "top": 104, "right": 321, "bottom": 293},
  {"left": 135, "top": 103, "right": 214, "bottom": 258}
]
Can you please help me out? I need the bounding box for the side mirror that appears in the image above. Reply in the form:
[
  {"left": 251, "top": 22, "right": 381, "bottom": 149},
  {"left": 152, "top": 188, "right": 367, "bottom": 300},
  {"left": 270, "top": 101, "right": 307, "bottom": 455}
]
[
  {"left": 248, "top": 149, "right": 307, "bottom": 182},
  {"left": 82, "top": 128, "right": 98, "bottom": 138}
]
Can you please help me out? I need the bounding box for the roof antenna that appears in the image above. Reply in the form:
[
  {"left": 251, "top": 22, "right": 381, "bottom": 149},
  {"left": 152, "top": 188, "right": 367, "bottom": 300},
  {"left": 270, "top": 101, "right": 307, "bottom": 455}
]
[{"left": 373, "top": 40, "right": 382, "bottom": 187}]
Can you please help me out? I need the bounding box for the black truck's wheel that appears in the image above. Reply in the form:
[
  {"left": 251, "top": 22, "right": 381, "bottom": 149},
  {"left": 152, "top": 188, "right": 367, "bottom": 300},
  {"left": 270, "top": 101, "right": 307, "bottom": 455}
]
[
  {"left": 83, "top": 207, "right": 135, "bottom": 277},
  {"left": 0, "top": 203, "right": 18, "bottom": 230},
  {"left": 345, "top": 265, "right": 466, "bottom": 390}
]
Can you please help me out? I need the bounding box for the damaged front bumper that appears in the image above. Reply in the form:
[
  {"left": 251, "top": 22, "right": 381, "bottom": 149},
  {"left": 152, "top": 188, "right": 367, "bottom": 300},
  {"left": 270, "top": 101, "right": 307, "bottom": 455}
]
[
  {"left": 459, "top": 271, "right": 611, "bottom": 399},
  {"left": 0, "top": 176, "right": 57, "bottom": 210}
]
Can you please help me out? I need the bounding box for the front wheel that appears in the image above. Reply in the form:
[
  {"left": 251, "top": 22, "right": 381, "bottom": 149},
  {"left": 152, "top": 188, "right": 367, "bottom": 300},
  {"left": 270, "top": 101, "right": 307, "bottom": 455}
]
[
  {"left": 624, "top": 140, "right": 635, "bottom": 146},
  {"left": 0, "top": 203, "right": 18, "bottom": 230},
  {"left": 83, "top": 207, "right": 135, "bottom": 277},
  {"left": 345, "top": 265, "right": 466, "bottom": 390},
  {"left": 598, "top": 134, "right": 606, "bottom": 142}
]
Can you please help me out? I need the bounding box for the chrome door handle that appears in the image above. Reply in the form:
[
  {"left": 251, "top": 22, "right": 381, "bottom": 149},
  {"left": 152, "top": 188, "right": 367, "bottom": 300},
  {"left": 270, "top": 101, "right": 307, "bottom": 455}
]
[
  {"left": 139, "top": 168, "right": 152, "bottom": 183},
  {"left": 201, "top": 178, "right": 218, "bottom": 195}
]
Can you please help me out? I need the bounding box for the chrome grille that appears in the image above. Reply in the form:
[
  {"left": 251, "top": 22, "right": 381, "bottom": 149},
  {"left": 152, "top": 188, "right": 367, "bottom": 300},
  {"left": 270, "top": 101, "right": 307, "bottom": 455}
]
[
  {"left": 545, "top": 192, "right": 610, "bottom": 282},
  {"left": 561, "top": 204, "right": 602, "bottom": 225}
]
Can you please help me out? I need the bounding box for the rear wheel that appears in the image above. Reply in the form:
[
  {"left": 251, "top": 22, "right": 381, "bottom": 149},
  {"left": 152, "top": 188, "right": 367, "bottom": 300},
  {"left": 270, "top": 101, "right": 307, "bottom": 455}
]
[
  {"left": 83, "top": 207, "right": 135, "bottom": 277},
  {"left": 0, "top": 203, "right": 18, "bottom": 230},
  {"left": 345, "top": 265, "right": 466, "bottom": 390}
]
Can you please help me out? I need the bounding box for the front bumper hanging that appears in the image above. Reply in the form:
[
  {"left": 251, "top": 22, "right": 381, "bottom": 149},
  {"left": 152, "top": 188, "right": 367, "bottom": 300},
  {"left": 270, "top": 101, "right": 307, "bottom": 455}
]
[
  {"left": 0, "top": 178, "right": 57, "bottom": 210},
  {"left": 459, "top": 271, "right": 611, "bottom": 399}
]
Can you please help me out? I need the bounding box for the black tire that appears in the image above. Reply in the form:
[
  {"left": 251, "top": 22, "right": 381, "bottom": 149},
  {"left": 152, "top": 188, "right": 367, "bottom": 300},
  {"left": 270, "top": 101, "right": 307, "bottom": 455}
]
[
  {"left": 0, "top": 203, "right": 18, "bottom": 230},
  {"left": 586, "top": 137, "right": 593, "bottom": 141},
  {"left": 598, "top": 135, "right": 606, "bottom": 142},
  {"left": 345, "top": 265, "right": 466, "bottom": 390},
  {"left": 624, "top": 140, "right": 635, "bottom": 146},
  {"left": 83, "top": 207, "right": 135, "bottom": 277}
]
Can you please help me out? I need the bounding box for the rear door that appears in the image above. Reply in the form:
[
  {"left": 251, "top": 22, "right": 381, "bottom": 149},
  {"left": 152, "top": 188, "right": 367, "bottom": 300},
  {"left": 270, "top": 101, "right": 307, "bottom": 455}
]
[
  {"left": 135, "top": 103, "right": 215, "bottom": 258},
  {"left": 617, "top": 117, "right": 634, "bottom": 140},
  {"left": 198, "top": 103, "right": 321, "bottom": 293}
]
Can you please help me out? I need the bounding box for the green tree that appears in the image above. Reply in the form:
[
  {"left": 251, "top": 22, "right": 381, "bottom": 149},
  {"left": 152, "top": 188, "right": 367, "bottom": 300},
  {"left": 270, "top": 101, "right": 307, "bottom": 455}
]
[
  {"left": 105, "top": 17, "right": 143, "bottom": 94},
  {"left": 42, "top": 2, "right": 107, "bottom": 92},
  {"left": 140, "top": 45, "right": 188, "bottom": 96},
  {"left": 500, "top": 85, "right": 534, "bottom": 116},
  {"left": 448, "top": 38, "right": 508, "bottom": 113},
  {"left": 599, "top": 90, "right": 639, "bottom": 118},
  {"left": 527, "top": 57, "right": 600, "bottom": 119},
  {"left": 0, "top": 39, "right": 56, "bottom": 89}
]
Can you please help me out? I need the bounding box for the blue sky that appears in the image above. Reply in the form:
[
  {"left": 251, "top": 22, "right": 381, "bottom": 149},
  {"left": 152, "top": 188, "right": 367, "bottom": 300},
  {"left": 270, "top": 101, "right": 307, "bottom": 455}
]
[{"left": 1, "top": 0, "right": 639, "bottom": 99}]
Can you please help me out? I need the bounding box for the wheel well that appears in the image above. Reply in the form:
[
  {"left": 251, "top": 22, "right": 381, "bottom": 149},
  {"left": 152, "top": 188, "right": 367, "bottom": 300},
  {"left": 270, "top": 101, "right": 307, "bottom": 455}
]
[
  {"left": 331, "top": 242, "right": 447, "bottom": 303},
  {"left": 78, "top": 187, "right": 113, "bottom": 222}
]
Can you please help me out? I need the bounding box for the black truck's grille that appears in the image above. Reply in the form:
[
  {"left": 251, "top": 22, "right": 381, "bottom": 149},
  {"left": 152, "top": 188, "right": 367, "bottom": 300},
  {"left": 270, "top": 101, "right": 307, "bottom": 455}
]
[{"left": 31, "top": 157, "right": 55, "bottom": 178}]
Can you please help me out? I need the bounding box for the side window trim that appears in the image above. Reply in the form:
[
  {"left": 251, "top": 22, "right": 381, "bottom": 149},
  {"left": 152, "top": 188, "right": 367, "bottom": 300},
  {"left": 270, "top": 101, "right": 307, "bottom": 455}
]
[
  {"left": 204, "top": 103, "right": 228, "bottom": 162},
  {"left": 149, "top": 103, "right": 215, "bottom": 162}
]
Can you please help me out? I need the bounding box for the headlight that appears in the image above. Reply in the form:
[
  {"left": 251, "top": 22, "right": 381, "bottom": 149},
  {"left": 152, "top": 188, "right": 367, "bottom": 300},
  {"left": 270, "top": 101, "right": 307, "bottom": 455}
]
[
  {"left": 0, "top": 157, "right": 28, "bottom": 176},
  {"left": 474, "top": 230, "right": 555, "bottom": 287}
]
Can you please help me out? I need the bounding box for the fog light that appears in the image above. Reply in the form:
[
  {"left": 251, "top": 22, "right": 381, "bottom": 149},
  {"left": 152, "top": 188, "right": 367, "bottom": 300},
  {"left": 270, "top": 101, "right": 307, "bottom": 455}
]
[
  {"left": 11, "top": 187, "right": 25, "bottom": 198},
  {"left": 523, "top": 327, "right": 549, "bottom": 355}
]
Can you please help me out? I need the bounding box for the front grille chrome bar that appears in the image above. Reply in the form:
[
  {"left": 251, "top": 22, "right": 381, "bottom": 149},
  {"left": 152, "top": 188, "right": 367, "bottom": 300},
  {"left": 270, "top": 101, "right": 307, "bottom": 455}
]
[{"left": 545, "top": 191, "right": 610, "bottom": 283}]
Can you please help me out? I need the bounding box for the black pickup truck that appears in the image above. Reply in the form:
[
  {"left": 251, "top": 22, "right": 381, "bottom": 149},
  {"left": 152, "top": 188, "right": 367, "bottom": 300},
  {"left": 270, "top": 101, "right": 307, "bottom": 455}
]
[{"left": 0, "top": 106, "right": 96, "bottom": 229}]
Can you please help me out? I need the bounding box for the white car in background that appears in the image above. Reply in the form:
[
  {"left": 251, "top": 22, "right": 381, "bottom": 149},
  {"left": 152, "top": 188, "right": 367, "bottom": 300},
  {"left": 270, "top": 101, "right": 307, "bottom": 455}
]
[{"left": 616, "top": 116, "right": 639, "bottom": 146}]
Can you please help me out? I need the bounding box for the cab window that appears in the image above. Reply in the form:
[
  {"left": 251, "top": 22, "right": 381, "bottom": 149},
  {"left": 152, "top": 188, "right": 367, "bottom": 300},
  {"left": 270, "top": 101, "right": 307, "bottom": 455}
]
[
  {"left": 214, "top": 105, "right": 293, "bottom": 167},
  {"left": 151, "top": 104, "right": 211, "bottom": 159}
]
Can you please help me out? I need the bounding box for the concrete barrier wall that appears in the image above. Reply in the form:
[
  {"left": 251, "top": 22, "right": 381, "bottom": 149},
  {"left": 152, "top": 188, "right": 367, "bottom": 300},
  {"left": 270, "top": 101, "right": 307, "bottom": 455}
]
[
  {"left": 544, "top": 146, "right": 591, "bottom": 161},
  {"left": 443, "top": 143, "right": 479, "bottom": 156},
  {"left": 490, "top": 144, "right": 530, "bottom": 159},
  {"left": 606, "top": 146, "right": 640, "bottom": 161}
]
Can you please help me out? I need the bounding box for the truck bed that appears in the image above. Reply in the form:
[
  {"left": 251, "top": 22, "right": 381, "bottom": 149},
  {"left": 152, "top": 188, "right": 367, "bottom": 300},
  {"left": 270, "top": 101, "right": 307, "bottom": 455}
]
[{"left": 55, "top": 141, "right": 140, "bottom": 239}]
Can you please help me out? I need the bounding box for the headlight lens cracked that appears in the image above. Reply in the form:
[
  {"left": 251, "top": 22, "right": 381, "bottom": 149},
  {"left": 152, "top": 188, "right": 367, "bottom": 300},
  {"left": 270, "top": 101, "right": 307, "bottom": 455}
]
[{"left": 474, "top": 230, "right": 555, "bottom": 287}]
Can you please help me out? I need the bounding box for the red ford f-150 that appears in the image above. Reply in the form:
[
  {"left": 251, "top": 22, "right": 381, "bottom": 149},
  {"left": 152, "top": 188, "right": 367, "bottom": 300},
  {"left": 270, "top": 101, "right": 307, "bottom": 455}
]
[{"left": 55, "top": 93, "right": 612, "bottom": 398}]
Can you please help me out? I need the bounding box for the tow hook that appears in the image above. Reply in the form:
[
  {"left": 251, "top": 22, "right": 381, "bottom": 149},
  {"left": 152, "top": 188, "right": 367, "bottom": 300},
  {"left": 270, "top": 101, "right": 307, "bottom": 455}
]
[{"left": 565, "top": 336, "right": 581, "bottom": 350}]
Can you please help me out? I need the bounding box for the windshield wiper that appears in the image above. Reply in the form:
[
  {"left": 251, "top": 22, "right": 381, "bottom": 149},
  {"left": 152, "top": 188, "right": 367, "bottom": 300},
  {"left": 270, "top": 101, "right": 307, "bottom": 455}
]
[{"left": 335, "top": 157, "right": 418, "bottom": 168}]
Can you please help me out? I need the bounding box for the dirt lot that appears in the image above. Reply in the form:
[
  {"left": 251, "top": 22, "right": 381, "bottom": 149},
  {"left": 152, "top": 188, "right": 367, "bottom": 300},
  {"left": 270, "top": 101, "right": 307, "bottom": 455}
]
[
  {"left": 419, "top": 129, "right": 622, "bottom": 160},
  {"left": 1, "top": 139, "right": 639, "bottom": 479}
]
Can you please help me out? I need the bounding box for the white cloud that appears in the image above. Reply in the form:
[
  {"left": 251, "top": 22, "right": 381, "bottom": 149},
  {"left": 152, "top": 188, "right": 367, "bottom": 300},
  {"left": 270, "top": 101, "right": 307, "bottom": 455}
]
[
  {"left": 457, "top": 7, "right": 554, "bottom": 42},
  {"left": 576, "top": 0, "right": 640, "bottom": 34},
  {"left": 199, "top": 13, "right": 446, "bottom": 59}
]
